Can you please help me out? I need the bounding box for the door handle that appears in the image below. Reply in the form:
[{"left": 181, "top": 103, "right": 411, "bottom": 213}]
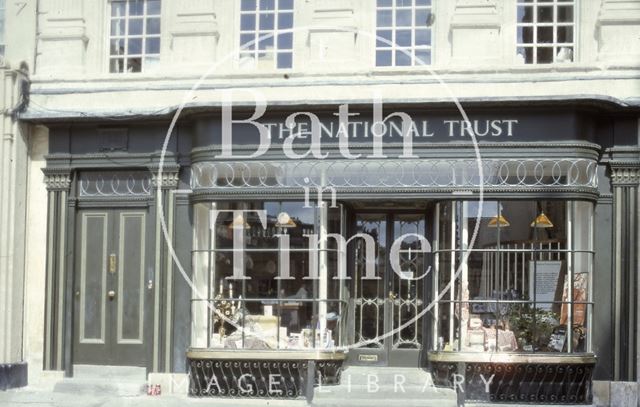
[
  {"left": 108, "top": 290, "right": 116, "bottom": 300},
  {"left": 388, "top": 291, "right": 397, "bottom": 300},
  {"left": 109, "top": 254, "right": 117, "bottom": 274}
]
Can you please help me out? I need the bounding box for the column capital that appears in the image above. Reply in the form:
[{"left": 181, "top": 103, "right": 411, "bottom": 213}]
[
  {"left": 150, "top": 167, "right": 180, "bottom": 189},
  {"left": 42, "top": 169, "right": 72, "bottom": 191},
  {"left": 610, "top": 165, "right": 640, "bottom": 186}
]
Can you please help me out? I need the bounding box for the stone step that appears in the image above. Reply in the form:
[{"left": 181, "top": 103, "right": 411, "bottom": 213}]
[
  {"left": 53, "top": 365, "right": 148, "bottom": 397},
  {"left": 314, "top": 366, "right": 457, "bottom": 406},
  {"left": 338, "top": 366, "right": 435, "bottom": 387},
  {"left": 53, "top": 378, "right": 147, "bottom": 397},
  {"left": 73, "top": 364, "right": 147, "bottom": 381}
]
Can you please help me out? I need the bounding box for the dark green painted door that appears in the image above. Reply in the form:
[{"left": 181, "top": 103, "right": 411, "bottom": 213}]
[{"left": 73, "top": 209, "right": 151, "bottom": 367}]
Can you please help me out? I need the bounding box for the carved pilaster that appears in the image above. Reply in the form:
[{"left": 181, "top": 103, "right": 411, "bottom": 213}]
[
  {"left": 609, "top": 148, "right": 640, "bottom": 381},
  {"left": 149, "top": 166, "right": 180, "bottom": 373},
  {"left": 41, "top": 169, "right": 72, "bottom": 371}
]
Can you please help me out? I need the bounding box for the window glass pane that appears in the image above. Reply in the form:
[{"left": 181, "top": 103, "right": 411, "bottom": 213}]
[
  {"left": 557, "top": 26, "right": 573, "bottom": 43},
  {"left": 396, "top": 29, "right": 411, "bottom": 47},
  {"left": 277, "top": 32, "right": 293, "bottom": 49},
  {"left": 241, "top": 0, "right": 256, "bottom": 11},
  {"left": 111, "top": 1, "right": 126, "bottom": 17},
  {"left": 415, "top": 9, "right": 429, "bottom": 26},
  {"left": 377, "top": 0, "right": 392, "bottom": 6},
  {"left": 415, "top": 0, "right": 431, "bottom": 5},
  {"left": 278, "top": 0, "right": 293, "bottom": 10},
  {"left": 111, "top": 19, "right": 125, "bottom": 36},
  {"left": 145, "top": 37, "right": 160, "bottom": 54},
  {"left": 414, "top": 49, "right": 430, "bottom": 65},
  {"left": 128, "top": 38, "right": 142, "bottom": 54},
  {"left": 537, "top": 26, "right": 553, "bottom": 43},
  {"left": 146, "top": 18, "right": 160, "bottom": 35},
  {"left": 395, "top": 49, "right": 411, "bottom": 66},
  {"left": 129, "top": 18, "right": 143, "bottom": 35},
  {"left": 127, "top": 57, "right": 142, "bottom": 72},
  {"left": 536, "top": 46, "right": 554, "bottom": 63},
  {"left": 396, "top": 9, "right": 412, "bottom": 27},
  {"left": 109, "top": 58, "right": 124, "bottom": 73},
  {"left": 277, "top": 52, "right": 292, "bottom": 68},
  {"left": 147, "top": 0, "right": 161, "bottom": 15},
  {"left": 129, "top": 0, "right": 144, "bottom": 16},
  {"left": 260, "top": 0, "right": 275, "bottom": 11},
  {"left": 110, "top": 39, "right": 125, "bottom": 55},
  {"left": 414, "top": 29, "right": 431, "bottom": 46},
  {"left": 517, "top": 46, "right": 533, "bottom": 63},
  {"left": 376, "top": 29, "right": 392, "bottom": 47},
  {"left": 517, "top": 5, "right": 533, "bottom": 23},
  {"left": 278, "top": 12, "right": 293, "bottom": 29},
  {"left": 518, "top": 26, "right": 534, "bottom": 44},
  {"left": 376, "top": 50, "right": 392, "bottom": 66},
  {"left": 240, "top": 33, "right": 255, "bottom": 49},
  {"left": 258, "top": 35, "right": 274, "bottom": 50},
  {"left": 259, "top": 13, "right": 275, "bottom": 30},
  {"left": 377, "top": 9, "right": 393, "bottom": 27},
  {"left": 241, "top": 13, "right": 256, "bottom": 31},
  {"left": 537, "top": 6, "right": 553, "bottom": 23},
  {"left": 395, "top": 0, "right": 412, "bottom": 6},
  {"left": 557, "top": 6, "right": 573, "bottom": 22}
]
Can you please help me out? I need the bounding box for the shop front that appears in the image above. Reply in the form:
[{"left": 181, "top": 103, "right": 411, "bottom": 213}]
[{"left": 36, "top": 102, "right": 634, "bottom": 403}]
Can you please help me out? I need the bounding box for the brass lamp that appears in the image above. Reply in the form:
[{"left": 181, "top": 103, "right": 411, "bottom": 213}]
[
  {"left": 275, "top": 212, "right": 296, "bottom": 228},
  {"left": 530, "top": 211, "right": 554, "bottom": 228},
  {"left": 228, "top": 214, "right": 250, "bottom": 229},
  {"left": 488, "top": 214, "right": 510, "bottom": 228}
]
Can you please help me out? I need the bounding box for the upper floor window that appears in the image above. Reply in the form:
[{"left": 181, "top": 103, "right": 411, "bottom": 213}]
[
  {"left": 375, "top": 0, "right": 433, "bottom": 67},
  {"left": 516, "top": 0, "right": 574, "bottom": 64},
  {"left": 239, "top": 0, "right": 294, "bottom": 69},
  {"left": 109, "top": 0, "right": 161, "bottom": 73}
]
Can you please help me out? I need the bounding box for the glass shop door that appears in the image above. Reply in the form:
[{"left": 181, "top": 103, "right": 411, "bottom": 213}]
[{"left": 350, "top": 212, "right": 428, "bottom": 367}]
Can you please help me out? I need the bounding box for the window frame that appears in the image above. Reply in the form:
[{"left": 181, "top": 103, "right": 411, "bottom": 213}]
[
  {"left": 373, "top": 0, "right": 435, "bottom": 68},
  {"left": 515, "top": 0, "right": 577, "bottom": 65},
  {"left": 106, "top": 0, "right": 162, "bottom": 74},
  {"left": 237, "top": 0, "right": 295, "bottom": 71},
  {"left": 432, "top": 199, "right": 594, "bottom": 354}
]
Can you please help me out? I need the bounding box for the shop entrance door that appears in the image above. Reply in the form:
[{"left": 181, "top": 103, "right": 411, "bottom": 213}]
[
  {"left": 351, "top": 212, "right": 428, "bottom": 367},
  {"left": 72, "top": 209, "right": 152, "bottom": 367}
]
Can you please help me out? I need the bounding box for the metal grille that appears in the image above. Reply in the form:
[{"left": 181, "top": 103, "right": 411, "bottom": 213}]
[{"left": 191, "top": 158, "right": 597, "bottom": 190}]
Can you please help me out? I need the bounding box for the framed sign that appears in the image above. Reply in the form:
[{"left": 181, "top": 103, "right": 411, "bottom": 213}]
[{"left": 529, "top": 260, "right": 563, "bottom": 311}]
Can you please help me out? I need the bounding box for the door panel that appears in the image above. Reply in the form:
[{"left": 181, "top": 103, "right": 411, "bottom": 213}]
[
  {"left": 116, "top": 212, "right": 146, "bottom": 344},
  {"left": 351, "top": 212, "right": 427, "bottom": 367},
  {"left": 78, "top": 213, "right": 108, "bottom": 346},
  {"left": 353, "top": 214, "right": 387, "bottom": 353},
  {"left": 73, "top": 209, "right": 150, "bottom": 367}
]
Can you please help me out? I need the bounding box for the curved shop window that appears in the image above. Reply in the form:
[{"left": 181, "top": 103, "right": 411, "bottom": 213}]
[
  {"left": 191, "top": 201, "right": 347, "bottom": 351},
  {"left": 433, "top": 200, "right": 593, "bottom": 354}
]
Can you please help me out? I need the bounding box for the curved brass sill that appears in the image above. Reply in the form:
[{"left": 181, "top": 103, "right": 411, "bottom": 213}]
[
  {"left": 428, "top": 351, "right": 596, "bottom": 365},
  {"left": 187, "top": 348, "right": 348, "bottom": 361}
]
